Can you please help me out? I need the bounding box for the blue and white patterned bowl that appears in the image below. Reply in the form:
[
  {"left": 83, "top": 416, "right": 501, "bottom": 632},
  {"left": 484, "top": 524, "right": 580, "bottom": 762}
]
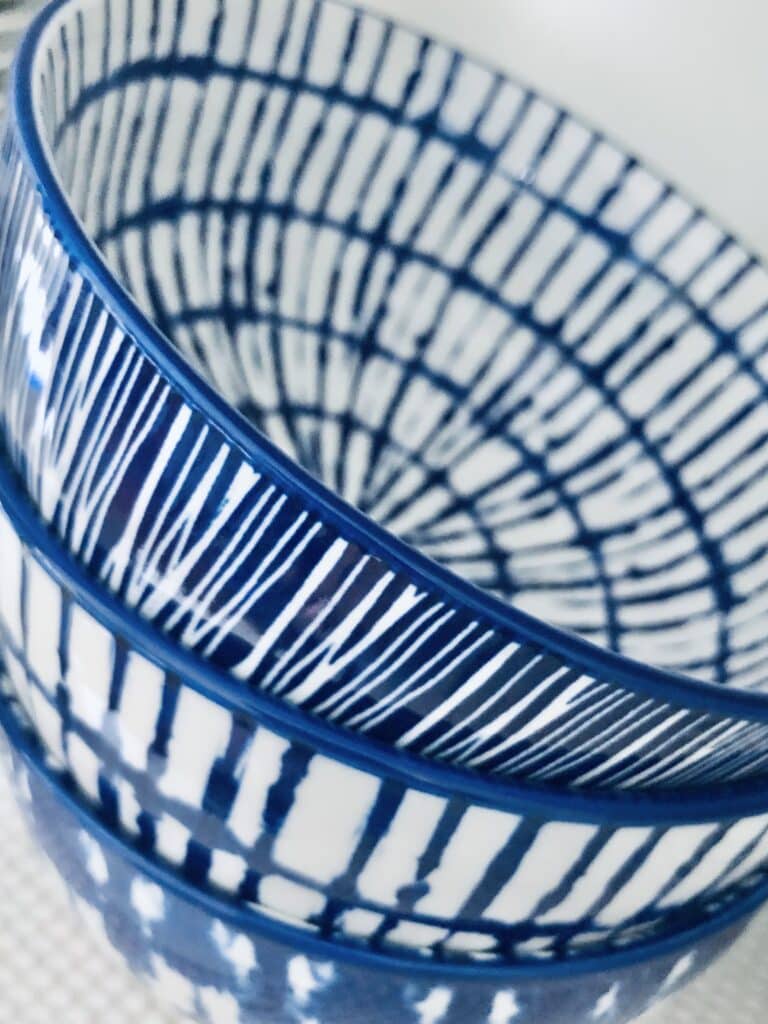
[
  {"left": 2, "top": 445, "right": 768, "bottom": 963},
  {"left": 0, "top": 683, "right": 764, "bottom": 1024},
  {"left": 4, "top": 0, "right": 768, "bottom": 797}
]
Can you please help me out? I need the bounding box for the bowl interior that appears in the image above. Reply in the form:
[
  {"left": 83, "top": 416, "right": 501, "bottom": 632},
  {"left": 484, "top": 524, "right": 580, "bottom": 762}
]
[{"left": 26, "top": 0, "right": 768, "bottom": 690}]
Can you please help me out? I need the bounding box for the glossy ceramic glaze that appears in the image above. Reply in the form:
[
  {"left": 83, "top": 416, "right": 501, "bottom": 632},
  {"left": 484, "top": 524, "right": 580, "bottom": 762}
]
[
  {"left": 1, "top": 685, "right": 763, "bottom": 1024},
  {"left": 3, "top": 451, "right": 768, "bottom": 963},
  {"left": 4, "top": 0, "right": 768, "bottom": 794}
]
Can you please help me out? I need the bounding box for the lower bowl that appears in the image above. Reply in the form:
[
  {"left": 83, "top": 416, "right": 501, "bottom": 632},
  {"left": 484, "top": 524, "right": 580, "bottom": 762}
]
[{"left": 0, "top": 684, "right": 764, "bottom": 1024}]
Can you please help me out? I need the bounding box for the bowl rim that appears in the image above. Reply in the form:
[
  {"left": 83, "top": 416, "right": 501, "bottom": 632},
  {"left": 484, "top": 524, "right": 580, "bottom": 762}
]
[
  {"left": 3, "top": 683, "right": 765, "bottom": 983},
  {"left": 3, "top": 439, "right": 768, "bottom": 826},
  {"left": 10, "top": 0, "right": 768, "bottom": 813}
]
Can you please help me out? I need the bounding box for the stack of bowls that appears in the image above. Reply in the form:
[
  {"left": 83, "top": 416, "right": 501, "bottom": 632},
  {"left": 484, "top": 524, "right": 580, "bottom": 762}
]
[{"left": 1, "top": 0, "right": 768, "bottom": 1021}]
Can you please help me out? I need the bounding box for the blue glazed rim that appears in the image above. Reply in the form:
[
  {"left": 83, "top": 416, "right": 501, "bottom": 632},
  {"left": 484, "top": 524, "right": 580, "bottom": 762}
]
[
  {"left": 9, "top": 0, "right": 768, "bottom": 821},
  {"left": 2, "top": 681, "right": 766, "bottom": 983},
  {"left": 1, "top": 400, "right": 768, "bottom": 827}
]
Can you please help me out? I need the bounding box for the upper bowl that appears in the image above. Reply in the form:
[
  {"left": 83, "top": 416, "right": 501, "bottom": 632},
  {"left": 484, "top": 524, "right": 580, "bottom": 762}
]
[{"left": 4, "top": 0, "right": 768, "bottom": 792}]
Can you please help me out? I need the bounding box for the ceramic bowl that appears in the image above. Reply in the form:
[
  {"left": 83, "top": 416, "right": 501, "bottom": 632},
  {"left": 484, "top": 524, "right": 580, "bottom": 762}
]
[
  {"left": 1, "top": 684, "right": 764, "bottom": 1024},
  {"left": 3, "top": 449, "right": 768, "bottom": 964},
  {"left": 4, "top": 0, "right": 768, "bottom": 795}
]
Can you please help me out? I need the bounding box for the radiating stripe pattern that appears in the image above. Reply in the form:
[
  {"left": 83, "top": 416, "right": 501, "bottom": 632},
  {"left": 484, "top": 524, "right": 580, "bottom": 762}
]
[
  {"left": 3, "top": 0, "right": 768, "bottom": 792},
  {"left": 3, "top": 704, "right": 743, "bottom": 1024},
  {"left": 3, "top": 501, "right": 768, "bottom": 964}
]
